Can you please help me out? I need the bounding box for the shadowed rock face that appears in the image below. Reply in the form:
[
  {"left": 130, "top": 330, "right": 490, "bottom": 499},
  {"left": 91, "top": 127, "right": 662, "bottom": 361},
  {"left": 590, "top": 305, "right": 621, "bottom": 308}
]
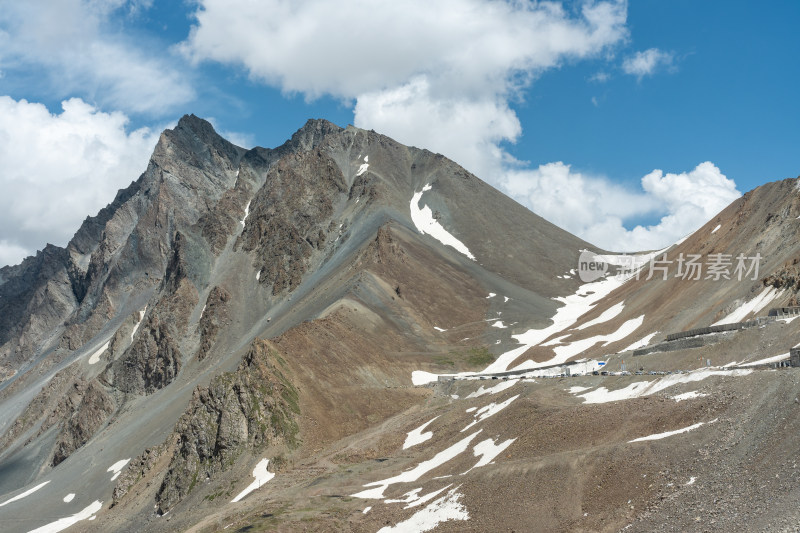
[
  {"left": 51, "top": 381, "right": 115, "bottom": 467},
  {"left": 154, "top": 338, "right": 299, "bottom": 514}
]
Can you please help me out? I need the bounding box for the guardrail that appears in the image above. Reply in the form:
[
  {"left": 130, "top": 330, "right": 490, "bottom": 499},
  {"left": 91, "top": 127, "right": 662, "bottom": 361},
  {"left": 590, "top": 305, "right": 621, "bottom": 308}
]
[{"left": 664, "top": 316, "right": 775, "bottom": 342}]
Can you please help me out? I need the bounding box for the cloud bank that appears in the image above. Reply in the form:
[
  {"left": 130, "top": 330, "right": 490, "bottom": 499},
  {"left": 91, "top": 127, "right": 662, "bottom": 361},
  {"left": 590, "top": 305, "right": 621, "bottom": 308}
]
[
  {"left": 0, "top": 97, "right": 160, "bottom": 266},
  {"left": 0, "top": 0, "right": 194, "bottom": 115}
]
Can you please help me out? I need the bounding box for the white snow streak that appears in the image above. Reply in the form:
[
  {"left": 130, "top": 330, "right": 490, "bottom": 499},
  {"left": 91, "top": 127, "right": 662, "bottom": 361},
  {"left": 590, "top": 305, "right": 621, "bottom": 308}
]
[
  {"left": 107, "top": 459, "right": 130, "bottom": 481},
  {"left": 63, "top": 493, "right": 75, "bottom": 503},
  {"left": 231, "top": 458, "right": 274, "bottom": 503},
  {"left": 514, "top": 315, "right": 644, "bottom": 371},
  {"left": 87, "top": 341, "right": 109, "bottom": 365},
  {"left": 739, "top": 352, "right": 789, "bottom": 367},
  {"left": 711, "top": 224, "right": 721, "bottom": 234},
  {"left": 240, "top": 200, "right": 251, "bottom": 227},
  {"left": 410, "top": 184, "right": 475, "bottom": 260},
  {"left": 567, "top": 386, "right": 591, "bottom": 394},
  {"left": 577, "top": 369, "right": 752, "bottom": 404},
  {"left": 484, "top": 273, "right": 628, "bottom": 373},
  {"left": 352, "top": 432, "right": 481, "bottom": 499},
  {"left": 412, "top": 371, "right": 439, "bottom": 386},
  {"left": 461, "top": 395, "right": 519, "bottom": 432},
  {"left": 130, "top": 305, "right": 147, "bottom": 342},
  {"left": 465, "top": 437, "right": 516, "bottom": 472},
  {"left": 576, "top": 301, "right": 625, "bottom": 330},
  {"left": 27, "top": 500, "right": 103, "bottom": 533},
  {"left": 629, "top": 420, "right": 714, "bottom": 442},
  {"left": 620, "top": 331, "right": 658, "bottom": 352},
  {"left": 712, "top": 287, "right": 784, "bottom": 325},
  {"left": 403, "top": 417, "right": 439, "bottom": 450},
  {"left": 465, "top": 379, "right": 518, "bottom": 399},
  {"left": 671, "top": 391, "right": 706, "bottom": 402},
  {"left": 0, "top": 481, "right": 50, "bottom": 508},
  {"left": 377, "top": 486, "right": 469, "bottom": 533}
]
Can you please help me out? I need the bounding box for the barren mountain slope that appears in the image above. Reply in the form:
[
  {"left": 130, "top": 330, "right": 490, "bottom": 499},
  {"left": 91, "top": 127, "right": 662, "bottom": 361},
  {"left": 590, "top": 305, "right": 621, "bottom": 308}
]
[{"left": 1, "top": 116, "right": 800, "bottom": 533}]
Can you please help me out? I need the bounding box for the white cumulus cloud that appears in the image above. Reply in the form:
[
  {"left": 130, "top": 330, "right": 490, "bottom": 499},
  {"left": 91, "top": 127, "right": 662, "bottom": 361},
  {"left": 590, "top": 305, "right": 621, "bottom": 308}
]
[
  {"left": 0, "top": 96, "right": 160, "bottom": 267},
  {"left": 622, "top": 48, "right": 675, "bottom": 80},
  {"left": 181, "top": 0, "right": 629, "bottom": 100},
  {"left": 502, "top": 161, "right": 740, "bottom": 251},
  {"left": 0, "top": 0, "right": 194, "bottom": 115}
]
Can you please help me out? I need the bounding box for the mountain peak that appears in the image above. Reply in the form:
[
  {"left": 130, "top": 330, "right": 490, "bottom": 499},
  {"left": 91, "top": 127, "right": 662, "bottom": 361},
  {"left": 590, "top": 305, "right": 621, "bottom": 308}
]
[{"left": 284, "top": 118, "right": 344, "bottom": 152}]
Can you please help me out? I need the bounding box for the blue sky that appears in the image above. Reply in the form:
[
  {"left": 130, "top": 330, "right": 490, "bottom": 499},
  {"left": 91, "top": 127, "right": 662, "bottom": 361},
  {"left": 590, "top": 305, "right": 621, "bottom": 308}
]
[{"left": 0, "top": 0, "right": 798, "bottom": 266}]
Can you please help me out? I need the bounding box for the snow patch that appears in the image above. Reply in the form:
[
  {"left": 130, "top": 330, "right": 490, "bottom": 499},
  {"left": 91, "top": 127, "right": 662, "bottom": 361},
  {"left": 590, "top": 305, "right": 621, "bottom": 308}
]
[
  {"left": 465, "top": 437, "right": 516, "bottom": 472},
  {"left": 240, "top": 200, "right": 251, "bottom": 227},
  {"left": 63, "top": 493, "right": 75, "bottom": 503},
  {"left": 353, "top": 432, "right": 481, "bottom": 499},
  {"left": 231, "top": 458, "right": 274, "bottom": 503},
  {"left": 712, "top": 287, "right": 784, "bottom": 326},
  {"left": 461, "top": 395, "right": 519, "bottom": 432},
  {"left": 685, "top": 477, "right": 696, "bottom": 486},
  {"left": 403, "top": 417, "right": 439, "bottom": 450},
  {"left": 107, "top": 459, "right": 130, "bottom": 481},
  {"left": 620, "top": 331, "right": 658, "bottom": 352},
  {"left": 487, "top": 293, "right": 496, "bottom": 298},
  {"left": 567, "top": 386, "right": 591, "bottom": 394},
  {"left": 88, "top": 341, "right": 109, "bottom": 365},
  {"left": 490, "top": 320, "right": 507, "bottom": 329},
  {"left": 514, "top": 315, "right": 644, "bottom": 370},
  {"left": 629, "top": 420, "right": 714, "bottom": 442},
  {"left": 130, "top": 305, "right": 147, "bottom": 343},
  {"left": 433, "top": 326, "right": 447, "bottom": 332},
  {"left": 0, "top": 480, "right": 50, "bottom": 508},
  {"left": 711, "top": 224, "right": 721, "bottom": 234},
  {"left": 465, "top": 379, "right": 518, "bottom": 399},
  {"left": 363, "top": 506, "right": 372, "bottom": 514},
  {"left": 28, "top": 500, "right": 103, "bottom": 533},
  {"left": 377, "top": 486, "right": 469, "bottom": 533},
  {"left": 577, "top": 369, "right": 752, "bottom": 404},
  {"left": 484, "top": 274, "right": 628, "bottom": 373},
  {"left": 671, "top": 391, "right": 706, "bottom": 402},
  {"left": 739, "top": 352, "right": 789, "bottom": 367},
  {"left": 412, "top": 371, "right": 440, "bottom": 386},
  {"left": 410, "top": 184, "right": 475, "bottom": 260},
  {"left": 576, "top": 301, "right": 625, "bottom": 330}
]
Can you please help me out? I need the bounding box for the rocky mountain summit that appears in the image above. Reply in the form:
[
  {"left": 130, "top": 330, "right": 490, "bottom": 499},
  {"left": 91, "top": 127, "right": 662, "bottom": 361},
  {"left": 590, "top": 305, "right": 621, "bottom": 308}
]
[{"left": 1, "top": 117, "right": 799, "bottom": 532}]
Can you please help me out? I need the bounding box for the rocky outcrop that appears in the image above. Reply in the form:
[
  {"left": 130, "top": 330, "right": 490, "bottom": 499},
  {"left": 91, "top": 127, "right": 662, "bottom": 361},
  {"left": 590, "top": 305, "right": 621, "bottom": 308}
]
[
  {"left": 111, "top": 440, "right": 175, "bottom": 508},
  {"left": 110, "top": 313, "right": 183, "bottom": 395},
  {"left": 154, "top": 338, "right": 299, "bottom": 514},
  {"left": 195, "top": 286, "right": 231, "bottom": 361},
  {"left": 238, "top": 148, "right": 347, "bottom": 294},
  {"left": 0, "top": 244, "right": 78, "bottom": 365},
  {"left": 763, "top": 257, "right": 800, "bottom": 293},
  {"left": 51, "top": 381, "right": 115, "bottom": 466}
]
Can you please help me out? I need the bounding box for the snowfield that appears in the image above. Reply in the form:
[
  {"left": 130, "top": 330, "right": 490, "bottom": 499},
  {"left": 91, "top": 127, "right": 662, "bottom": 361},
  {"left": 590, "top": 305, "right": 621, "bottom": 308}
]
[
  {"left": 403, "top": 417, "right": 439, "bottom": 450},
  {"left": 410, "top": 184, "right": 476, "bottom": 260},
  {"left": 231, "top": 458, "right": 275, "bottom": 503}
]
